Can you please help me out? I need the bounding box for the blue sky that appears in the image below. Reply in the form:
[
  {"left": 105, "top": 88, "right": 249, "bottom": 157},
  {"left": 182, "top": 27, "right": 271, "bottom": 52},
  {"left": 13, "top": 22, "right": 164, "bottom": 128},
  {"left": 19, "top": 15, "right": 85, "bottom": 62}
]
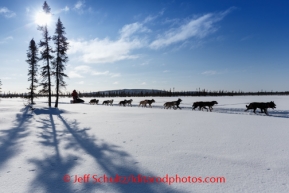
[{"left": 0, "top": 0, "right": 288, "bottom": 93}]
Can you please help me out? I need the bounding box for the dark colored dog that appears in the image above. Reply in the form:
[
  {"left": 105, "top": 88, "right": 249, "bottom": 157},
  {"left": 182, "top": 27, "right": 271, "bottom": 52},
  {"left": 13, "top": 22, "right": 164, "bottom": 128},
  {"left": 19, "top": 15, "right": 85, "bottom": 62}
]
[
  {"left": 126, "top": 99, "right": 133, "bottom": 107},
  {"left": 102, "top": 100, "right": 109, "bottom": 105},
  {"left": 89, "top": 99, "right": 99, "bottom": 105},
  {"left": 192, "top": 102, "right": 202, "bottom": 110},
  {"left": 103, "top": 99, "right": 113, "bottom": 105},
  {"left": 119, "top": 100, "right": 127, "bottom": 106},
  {"left": 146, "top": 99, "right": 155, "bottom": 108},
  {"left": 245, "top": 101, "right": 276, "bottom": 115},
  {"left": 192, "top": 101, "right": 218, "bottom": 112}
]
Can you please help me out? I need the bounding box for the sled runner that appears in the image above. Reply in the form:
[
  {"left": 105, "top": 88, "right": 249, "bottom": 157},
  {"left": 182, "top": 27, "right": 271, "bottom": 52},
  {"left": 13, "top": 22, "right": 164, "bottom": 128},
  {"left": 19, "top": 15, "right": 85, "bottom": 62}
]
[{"left": 70, "top": 98, "right": 85, "bottom": 103}]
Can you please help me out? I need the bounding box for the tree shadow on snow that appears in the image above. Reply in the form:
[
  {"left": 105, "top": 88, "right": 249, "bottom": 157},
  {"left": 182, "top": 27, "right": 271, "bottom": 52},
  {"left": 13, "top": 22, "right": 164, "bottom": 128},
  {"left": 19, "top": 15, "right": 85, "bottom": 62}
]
[
  {"left": 59, "top": 116, "right": 186, "bottom": 193},
  {"left": 28, "top": 110, "right": 79, "bottom": 193},
  {"left": 0, "top": 106, "right": 31, "bottom": 170},
  {"left": 34, "top": 107, "right": 68, "bottom": 115},
  {"left": 30, "top": 109, "right": 186, "bottom": 193}
]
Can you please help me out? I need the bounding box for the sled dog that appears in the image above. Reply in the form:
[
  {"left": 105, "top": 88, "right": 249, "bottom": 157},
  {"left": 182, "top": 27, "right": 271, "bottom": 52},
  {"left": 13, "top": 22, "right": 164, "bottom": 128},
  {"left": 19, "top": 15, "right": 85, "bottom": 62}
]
[{"left": 245, "top": 101, "right": 276, "bottom": 115}]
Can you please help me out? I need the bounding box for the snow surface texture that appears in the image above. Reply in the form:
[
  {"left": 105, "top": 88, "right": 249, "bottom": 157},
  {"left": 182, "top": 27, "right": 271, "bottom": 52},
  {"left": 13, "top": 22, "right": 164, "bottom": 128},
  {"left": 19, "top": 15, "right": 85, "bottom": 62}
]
[{"left": 0, "top": 96, "right": 288, "bottom": 193}]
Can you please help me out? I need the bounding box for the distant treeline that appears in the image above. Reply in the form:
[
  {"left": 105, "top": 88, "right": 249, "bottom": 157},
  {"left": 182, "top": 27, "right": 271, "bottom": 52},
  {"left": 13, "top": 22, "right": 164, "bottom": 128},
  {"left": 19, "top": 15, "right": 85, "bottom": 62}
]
[{"left": 1, "top": 90, "right": 289, "bottom": 98}]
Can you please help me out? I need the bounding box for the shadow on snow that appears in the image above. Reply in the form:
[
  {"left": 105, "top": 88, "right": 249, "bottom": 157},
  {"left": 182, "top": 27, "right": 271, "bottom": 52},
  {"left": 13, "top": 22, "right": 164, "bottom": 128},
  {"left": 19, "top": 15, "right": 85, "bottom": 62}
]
[
  {"left": 29, "top": 108, "right": 186, "bottom": 193},
  {"left": 0, "top": 106, "right": 31, "bottom": 169},
  {"left": 29, "top": 109, "right": 77, "bottom": 192}
]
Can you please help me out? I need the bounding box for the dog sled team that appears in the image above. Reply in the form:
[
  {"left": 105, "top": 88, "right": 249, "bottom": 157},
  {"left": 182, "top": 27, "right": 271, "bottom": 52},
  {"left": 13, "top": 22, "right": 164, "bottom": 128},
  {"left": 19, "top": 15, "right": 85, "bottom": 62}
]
[
  {"left": 86, "top": 97, "right": 276, "bottom": 116},
  {"left": 72, "top": 88, "right": 276, "bottom": 116}
]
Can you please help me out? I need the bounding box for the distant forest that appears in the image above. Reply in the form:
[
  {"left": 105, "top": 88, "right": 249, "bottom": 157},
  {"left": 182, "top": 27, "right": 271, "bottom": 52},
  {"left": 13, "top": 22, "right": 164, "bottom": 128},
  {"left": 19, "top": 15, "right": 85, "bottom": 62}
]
[{"left": 1, "top": 89, "right": 289, "bottom": 98}]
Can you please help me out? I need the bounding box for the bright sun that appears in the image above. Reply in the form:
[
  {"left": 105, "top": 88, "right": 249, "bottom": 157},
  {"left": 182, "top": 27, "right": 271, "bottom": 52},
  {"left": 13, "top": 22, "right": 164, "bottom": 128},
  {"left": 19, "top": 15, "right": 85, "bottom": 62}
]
[{"left": 35, "top": 11, "right": 51, "bottom": 26}]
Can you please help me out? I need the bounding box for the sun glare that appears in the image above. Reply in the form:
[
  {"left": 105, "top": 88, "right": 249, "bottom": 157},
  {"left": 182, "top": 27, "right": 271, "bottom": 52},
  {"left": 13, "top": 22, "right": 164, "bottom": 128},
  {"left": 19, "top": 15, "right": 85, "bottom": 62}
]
[{"left": 35, "top": 11, "right": 51, "bottom": 26}]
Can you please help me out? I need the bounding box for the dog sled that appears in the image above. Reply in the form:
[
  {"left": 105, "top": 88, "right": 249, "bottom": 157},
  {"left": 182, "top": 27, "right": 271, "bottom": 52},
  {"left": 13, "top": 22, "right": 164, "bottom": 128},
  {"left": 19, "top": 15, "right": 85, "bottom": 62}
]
[{"left": 70, "top": 98, "right": 85, "bottom": 104}]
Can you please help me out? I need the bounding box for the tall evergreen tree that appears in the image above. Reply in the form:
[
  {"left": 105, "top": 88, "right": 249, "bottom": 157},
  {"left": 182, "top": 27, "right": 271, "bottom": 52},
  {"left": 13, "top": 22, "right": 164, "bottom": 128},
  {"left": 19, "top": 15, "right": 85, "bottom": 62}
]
[
  {"left": 52, "top": 18, "right": 69, "bottom": 108},
  {"left": 38, "top": 1, "right": 53, "bottom": 107},
  {"left": 26, "top": 39, "right": 39, "bottom": 104}
]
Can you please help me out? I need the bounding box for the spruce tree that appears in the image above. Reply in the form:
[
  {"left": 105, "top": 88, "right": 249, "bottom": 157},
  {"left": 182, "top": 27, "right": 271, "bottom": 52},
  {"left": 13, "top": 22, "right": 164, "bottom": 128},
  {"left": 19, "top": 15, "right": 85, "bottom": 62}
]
[
  {"left": 52, "top": 18, "right": 69, "bottom": 108},
  {"left": 38, "top": 1, "right": 53, "bottom": 107},
  {"left": 26, "top": 39, "right": 39, "bottom": 104}
]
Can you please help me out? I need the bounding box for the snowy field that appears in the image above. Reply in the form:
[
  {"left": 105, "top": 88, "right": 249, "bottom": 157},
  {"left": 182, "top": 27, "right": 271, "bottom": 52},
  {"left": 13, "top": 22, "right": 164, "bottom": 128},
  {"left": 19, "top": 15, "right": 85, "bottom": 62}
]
[{"left": 0, "top": 96, "right": 289, "bottom": 193}]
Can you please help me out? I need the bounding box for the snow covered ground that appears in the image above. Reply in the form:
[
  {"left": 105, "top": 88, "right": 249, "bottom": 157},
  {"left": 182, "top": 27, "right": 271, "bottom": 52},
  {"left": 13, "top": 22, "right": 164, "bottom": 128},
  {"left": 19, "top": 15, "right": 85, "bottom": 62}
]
[{"left": 0, "top": 96, "right": 288, "bottom": 193}]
